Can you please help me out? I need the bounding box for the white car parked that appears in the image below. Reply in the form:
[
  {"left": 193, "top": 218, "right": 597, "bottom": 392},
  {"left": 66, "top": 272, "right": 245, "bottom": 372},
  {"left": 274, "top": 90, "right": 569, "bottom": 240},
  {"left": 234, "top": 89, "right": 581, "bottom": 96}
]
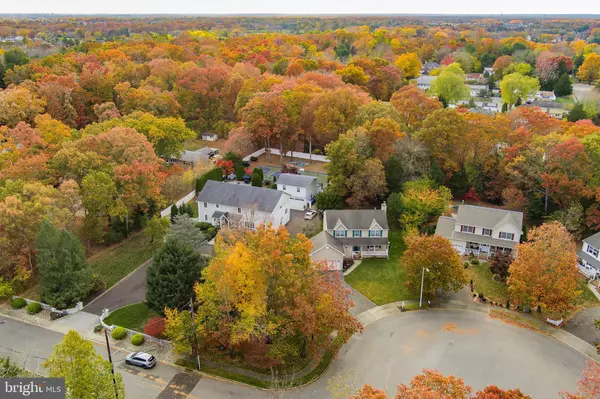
[
  {"left": 125, "top": 352, "right": 157, "bottom": 369},
  {"left": 304, "top": 210, "right": 317, "bottom": 220}
]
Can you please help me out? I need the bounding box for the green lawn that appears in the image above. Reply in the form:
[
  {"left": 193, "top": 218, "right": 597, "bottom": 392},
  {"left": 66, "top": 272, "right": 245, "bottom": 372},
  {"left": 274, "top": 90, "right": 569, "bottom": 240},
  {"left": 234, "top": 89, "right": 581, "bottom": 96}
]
[
  {"left": 575, "top": 279, "right": 600, "bottom": 307},
  {"left": 88, "top": 233, "right": 160, "bottom": 289},
  {"left": 555, "top": 96, "right": 575, "bottom": 105},
  {"left": 345, "top": 232, "right": 417, "bottom": 305},
  {"left": 103, "top": 302, "right": 159, "bottom": 332},
  {"left": 468, "top": 262, "right": 509, "bottom": 304}
]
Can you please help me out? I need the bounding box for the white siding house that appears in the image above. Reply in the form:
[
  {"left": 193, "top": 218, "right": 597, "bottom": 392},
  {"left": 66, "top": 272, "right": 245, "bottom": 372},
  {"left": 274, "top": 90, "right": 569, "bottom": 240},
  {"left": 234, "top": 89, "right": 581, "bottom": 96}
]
[
  {"left": 436, "top": 205, "right": 523, "bottom": 258},
  {"left": 578, "top": 232, "right": 600, "bottom": 280},
  {"left": 197, "top": 181, "right": 290, "bottom": 229},
  {"left": 276, "top": 173, "right": 320, "bottom": 210}
]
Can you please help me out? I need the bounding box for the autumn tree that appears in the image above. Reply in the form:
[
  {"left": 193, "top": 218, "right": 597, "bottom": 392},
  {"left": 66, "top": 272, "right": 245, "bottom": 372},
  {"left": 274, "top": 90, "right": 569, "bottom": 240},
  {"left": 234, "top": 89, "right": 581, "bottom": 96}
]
[
  {"left": 392, "top": 179, "right": 452, "bottom": 229},
  {"left": 403, "top": 234, "right": 468, "bottom": 297},
  {"left": 429, "top": 63, "right": 470, "bottom": 105},
  {"left": 489, "top": 251, "right": 512, "bottom": 282},
  {"left": 499, "top": 73, "right": 539, "bottom": 108},
  {"left": 390, "top": 86, "right": 442, "bottom": 132},
  {"left": 0, "top": 86, "right": 45, "bottom": 127},
  {"left": 166, "top": 225, "right": 361, "bottom": 367},
  {"left": 577, "top": 53, "right": 600, "bottom": 84},
  {"left": 395, "top": 52, "right": 422, "bottom": 80},
  {"left": 507, "top": 222, "right": 580, "bottom": 315},
  {"left": 396, "top": 369, "right": 472, "bottom": 398},
  {"left": 415, "top": 108, "right": 469, "bottom": 177},
  {"left": 43, "top": 330, "right": 125, "bottom": 399}
]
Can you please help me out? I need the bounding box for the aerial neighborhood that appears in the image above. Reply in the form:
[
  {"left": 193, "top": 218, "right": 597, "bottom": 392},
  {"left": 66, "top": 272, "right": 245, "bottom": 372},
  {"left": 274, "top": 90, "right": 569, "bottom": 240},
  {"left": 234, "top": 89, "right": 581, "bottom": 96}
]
[{"left": 1, "top": 11, "right": 600, "bottom": 399}]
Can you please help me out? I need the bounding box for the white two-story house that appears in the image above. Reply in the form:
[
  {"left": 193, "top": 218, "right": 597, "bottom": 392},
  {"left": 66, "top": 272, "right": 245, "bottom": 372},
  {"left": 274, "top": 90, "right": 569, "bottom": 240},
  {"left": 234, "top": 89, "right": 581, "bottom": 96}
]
[
  {"left": 577, "top": 232, "right": 600, "bottom": 280},
  {"left": 197, "top": 180, "right": 291, "bottom": 229},
  {"left": 276, "top": 173, "right": 320, "bottom": 211},
  {"left": 309, "top": 205, "right": 389, "bottom": 271},
  {"left": 435, "top": 205, "right": 523, "bottom": 258}
]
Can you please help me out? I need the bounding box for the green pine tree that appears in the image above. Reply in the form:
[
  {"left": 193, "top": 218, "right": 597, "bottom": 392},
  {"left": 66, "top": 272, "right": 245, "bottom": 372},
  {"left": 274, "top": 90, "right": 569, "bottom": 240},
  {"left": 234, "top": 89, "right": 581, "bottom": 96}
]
[
  {"left": 146, "top": 238, "right": 205, "bottom": 313},
  {"left": 567, "top": 103, "right": 587, "bottom": 122},
  {"left": 251, "top": 173, "right": 262, "bottom": 187},
  {"left": 170, "top": 204, "right": 179, "bottom": 223},
  {"left": 36, "top": 221, "right": 94, "bottom": 309},
  {"left": 554, "top": 73, "right": 573, "bottom": 97}
]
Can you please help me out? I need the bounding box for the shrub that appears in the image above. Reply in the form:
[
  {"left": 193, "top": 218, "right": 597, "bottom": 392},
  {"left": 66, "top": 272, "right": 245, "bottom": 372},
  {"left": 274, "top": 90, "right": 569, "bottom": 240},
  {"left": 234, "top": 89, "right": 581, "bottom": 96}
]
[
  {"left": 94, "top": 324, "right": 103, "bottom": 333},
  {"left": 206, "top": 227, "right": 216, "bottom": 239},
  {"left": 195, "top": 222, "right": 212, "bottom": 231},
  {"left": 313, "top": 149, "right": 323, "bottom": 155},
  {"left": 471, "top": 259, "right": 480, "bottom": 265},
  {"left": 26, "top": 302, "right": 42, "bottom": 314},
  {"left": 111, "top": 326, "right": 127, "bottom": 340},
  {"left": 143, "top": 317, "right": 166, "bottom": 338},
  {"left": 250, "top": 156, "right": 258, "bottom": 162},
  {"left": 131, "top": 334, "right": 145, "bottom": 346},
  {"left": 492, "top": 273, "right": 502, "bottom": 282},
  {"left": 478, "top": 292, "right": 485, "bottom": 300},
  {"left": 242, "top": 161, "right": 250, "bottom": 167},
  {"left": 463, "top": 262, "right": 469, "bottom": 268},
  {"left": 506, "top": 300, "right": 510, "bottom": 309},
  {"left": 10, "top": 298, "right": 27, "bottom": 309}
]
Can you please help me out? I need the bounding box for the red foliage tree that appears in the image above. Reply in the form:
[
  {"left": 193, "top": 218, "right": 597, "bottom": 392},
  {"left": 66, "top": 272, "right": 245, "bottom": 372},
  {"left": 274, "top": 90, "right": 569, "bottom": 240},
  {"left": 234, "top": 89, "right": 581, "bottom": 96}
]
[{"left": 144, "top": 317, "right": 166, "bottom": 338}]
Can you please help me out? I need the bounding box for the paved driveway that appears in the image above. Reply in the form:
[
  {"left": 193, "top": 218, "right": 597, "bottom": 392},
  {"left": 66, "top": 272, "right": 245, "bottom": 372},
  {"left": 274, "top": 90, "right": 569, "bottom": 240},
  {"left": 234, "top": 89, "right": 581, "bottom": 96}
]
[
  {"left": 286, "top": 209, "right": 321, "bottom": 237},
  {"left": 84, "top": 260, "right": 151, "bottom": 315},
  {"left": 565, "top": 306, "right": 600, "bottom": 346}
]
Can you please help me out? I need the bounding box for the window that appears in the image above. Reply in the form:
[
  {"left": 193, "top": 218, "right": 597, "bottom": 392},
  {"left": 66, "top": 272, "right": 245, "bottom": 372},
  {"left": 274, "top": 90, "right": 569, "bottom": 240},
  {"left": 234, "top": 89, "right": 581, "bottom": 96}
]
[
  {"left": 586, "top": 244, "right": 599, "bottom": 258},
  {"left": 216, "top": 204, "right": 219, "bottom": 209},
  {"left": 352, "top": 246, "right": 360, "bottom": 252},
  {"left": 369, "top": 230, "right": 382, "bottom": 237},
  {"left": 283, "top": 185, "right": 286, "bottom": 190},
  {"left": 204, "top": 214, "right": 207, "bottom": 221},
  {"left": 296, "top": 187, "right": 300, "bottom": 193},
  {"left": 244, "top": 221, "right": 255, "bottom": 229},
  {"left": 334, "top": 230, "right": 346, "bottom": 238},
  {"left": 250, "top": 209, "right": 255, "bottom": 216},
  {"left": 237, "top": 207, "right": 241, "bottom": 214},
  {"left": 203, "top": 202, "right": 207, "bottom": 208},
  {"left": 461, "top": 225, "right": 475, "bottom": 234},
  {"left": 499, "top": 232, "right": 515, "bottom": 240},
  {"left": 353, "top": 230, "right": 362, "bottom": 237},
  {"left": 482, "top": 228, "right": 492, "bottom": 236}
]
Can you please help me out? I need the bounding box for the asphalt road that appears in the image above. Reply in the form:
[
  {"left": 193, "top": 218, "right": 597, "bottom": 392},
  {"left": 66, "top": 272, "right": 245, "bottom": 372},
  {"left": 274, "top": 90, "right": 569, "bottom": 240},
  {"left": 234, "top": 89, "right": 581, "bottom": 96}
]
[
  {"left": 565, "top": 306, "right": 600, "bottom": 346},
  {"left": 84, "top": 261, "right": 151, "bottom": 316},
  {"left": 0, "top": 310, "right": 588, "bottom": 398}
]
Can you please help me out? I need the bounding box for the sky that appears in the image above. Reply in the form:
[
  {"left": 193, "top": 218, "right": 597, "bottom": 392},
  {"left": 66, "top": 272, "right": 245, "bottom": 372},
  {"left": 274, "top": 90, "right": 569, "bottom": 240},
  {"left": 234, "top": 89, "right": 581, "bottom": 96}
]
[{"left": 1, "top": 0, "right": 599, "bottom": 16}]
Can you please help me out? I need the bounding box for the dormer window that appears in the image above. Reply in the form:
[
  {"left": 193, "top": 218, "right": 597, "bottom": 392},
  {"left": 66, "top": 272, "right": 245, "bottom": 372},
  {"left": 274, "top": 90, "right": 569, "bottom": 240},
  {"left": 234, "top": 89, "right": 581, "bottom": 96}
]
[
  {"left": 369, "top": 230, "right": 382, "bottom": 237},
  {"left": 499, "top": 232, "right": 514, "bottom": 240},
  {"left": 334, "top": 230, "right": 346, "bottom": 238},
  {"left": 353, "top": 230, "right": 361, "bottom": 237},
  {"left": 482, "top": 228, "right": 492, "bottom": 236},
  {"left": 461, "top": 225, "right": 475, "bottom": 234}
]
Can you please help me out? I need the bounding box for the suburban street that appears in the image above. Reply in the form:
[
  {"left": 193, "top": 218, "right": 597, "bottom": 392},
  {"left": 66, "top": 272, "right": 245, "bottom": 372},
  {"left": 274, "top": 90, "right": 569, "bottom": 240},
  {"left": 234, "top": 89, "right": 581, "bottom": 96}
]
[{"left": 0, "top": 310, "right": 588, "bottom": 398}]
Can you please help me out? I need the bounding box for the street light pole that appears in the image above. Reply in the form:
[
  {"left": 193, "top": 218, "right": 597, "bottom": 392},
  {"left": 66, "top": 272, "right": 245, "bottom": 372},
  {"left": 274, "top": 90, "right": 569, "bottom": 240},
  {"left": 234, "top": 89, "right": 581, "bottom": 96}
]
[{"left": 419, "top": 267, "right": 429, "bottom": 308}]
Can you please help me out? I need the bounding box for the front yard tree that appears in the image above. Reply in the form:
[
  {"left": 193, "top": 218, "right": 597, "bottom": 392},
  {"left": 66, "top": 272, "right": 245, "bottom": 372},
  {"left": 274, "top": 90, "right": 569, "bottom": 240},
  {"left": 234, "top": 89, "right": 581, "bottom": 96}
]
[
  {"left": 507, "top": 222, "right": 580, "bottom": 315},
  {"left": 36, "top": 220, "right": 94, "bottom": 309},
  {"left": 429, "top": 63, "right": 470, "bottom": 105},
  {"left": 43, "top": 330, "right": 125, "bottom": 399},
  {"left": 499, "top": 73, "right": 540, "bottom": 108},
  {"left": 403, "top": 234, "right": 468, "bottom": 297},
  {"left": 146, "top": 237, "right": 205, "bottom": 313},
  {"left": 166, "top": 225, "right": 361, "bottom": 367},
  {"left": 145, "top": 215, "right": 170, "bottom": 243},
  {"left": 489, "top": 251, "right": 512, "bottom": 282}
]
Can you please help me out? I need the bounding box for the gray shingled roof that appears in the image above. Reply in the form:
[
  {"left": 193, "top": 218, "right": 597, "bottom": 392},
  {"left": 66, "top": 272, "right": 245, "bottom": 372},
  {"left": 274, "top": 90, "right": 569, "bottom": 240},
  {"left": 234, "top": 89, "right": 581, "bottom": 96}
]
[
  {"left": 435, "top": 216, "right": 456, "bottom": 238},
  {"left": 325, "top": 209, "right": 388, "bottom": 230},
  {"left": 277, "top": 173, "right": 316, "bottom": 188},
  {"left": 310, "top": 231, "right": 344, "bottom": 255},
  {"left": 198, "top": 181, "right": 285, "bottom": 213},
  {"left": 455, "top": 205, "right": 523, "bottom": 232},
  {"left": 583, "top": 231, "right": 600, "bottom": 250}
]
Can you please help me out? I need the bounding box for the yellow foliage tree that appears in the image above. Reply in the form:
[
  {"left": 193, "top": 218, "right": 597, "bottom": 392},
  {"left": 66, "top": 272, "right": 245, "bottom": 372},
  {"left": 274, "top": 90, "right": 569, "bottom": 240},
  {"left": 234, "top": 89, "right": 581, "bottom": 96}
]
[{"left": 395, "top": 52, "right": 422, "bottom": 80}]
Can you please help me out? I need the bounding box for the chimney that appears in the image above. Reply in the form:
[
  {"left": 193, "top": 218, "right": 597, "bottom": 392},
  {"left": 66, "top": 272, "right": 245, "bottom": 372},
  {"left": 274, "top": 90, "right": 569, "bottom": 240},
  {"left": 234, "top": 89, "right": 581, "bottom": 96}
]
[{"left": 381, "top": 202, "right": 387, "bottom": 213}]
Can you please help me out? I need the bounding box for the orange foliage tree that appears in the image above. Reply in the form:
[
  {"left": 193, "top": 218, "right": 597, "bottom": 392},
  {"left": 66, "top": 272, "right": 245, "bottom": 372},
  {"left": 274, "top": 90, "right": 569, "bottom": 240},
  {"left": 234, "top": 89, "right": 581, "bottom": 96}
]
[{"left": 507, "top": 222, "right": 581, "bottom": 315}]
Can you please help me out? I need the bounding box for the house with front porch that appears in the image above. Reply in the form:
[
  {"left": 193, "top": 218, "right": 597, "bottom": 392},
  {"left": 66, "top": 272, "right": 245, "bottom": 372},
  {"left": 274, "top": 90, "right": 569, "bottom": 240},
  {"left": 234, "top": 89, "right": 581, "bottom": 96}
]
[
  {"left": 197, "top": 180, "right": 290, "bottom": 229},
  {"left": 435, "top": 205, "right": 523, "bottom": 258},
  {"left": 309, "top": 205, "right": 389, "bottom": 270},
  {"left": 577, "top": 232, "right": 600, "bottom": 280}
]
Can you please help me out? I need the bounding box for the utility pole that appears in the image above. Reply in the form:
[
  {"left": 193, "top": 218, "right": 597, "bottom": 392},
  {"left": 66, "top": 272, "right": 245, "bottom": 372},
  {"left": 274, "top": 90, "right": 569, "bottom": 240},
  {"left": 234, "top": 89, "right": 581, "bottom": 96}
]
[
  {"left": 419, "top": 267, "right": 429, "bottom": 308},
  {"left": 104, "top": 328, "right": 119, "bottom": 399},
  {"left": 189, "top": 298, "right": 201, "bottom": 371}
]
